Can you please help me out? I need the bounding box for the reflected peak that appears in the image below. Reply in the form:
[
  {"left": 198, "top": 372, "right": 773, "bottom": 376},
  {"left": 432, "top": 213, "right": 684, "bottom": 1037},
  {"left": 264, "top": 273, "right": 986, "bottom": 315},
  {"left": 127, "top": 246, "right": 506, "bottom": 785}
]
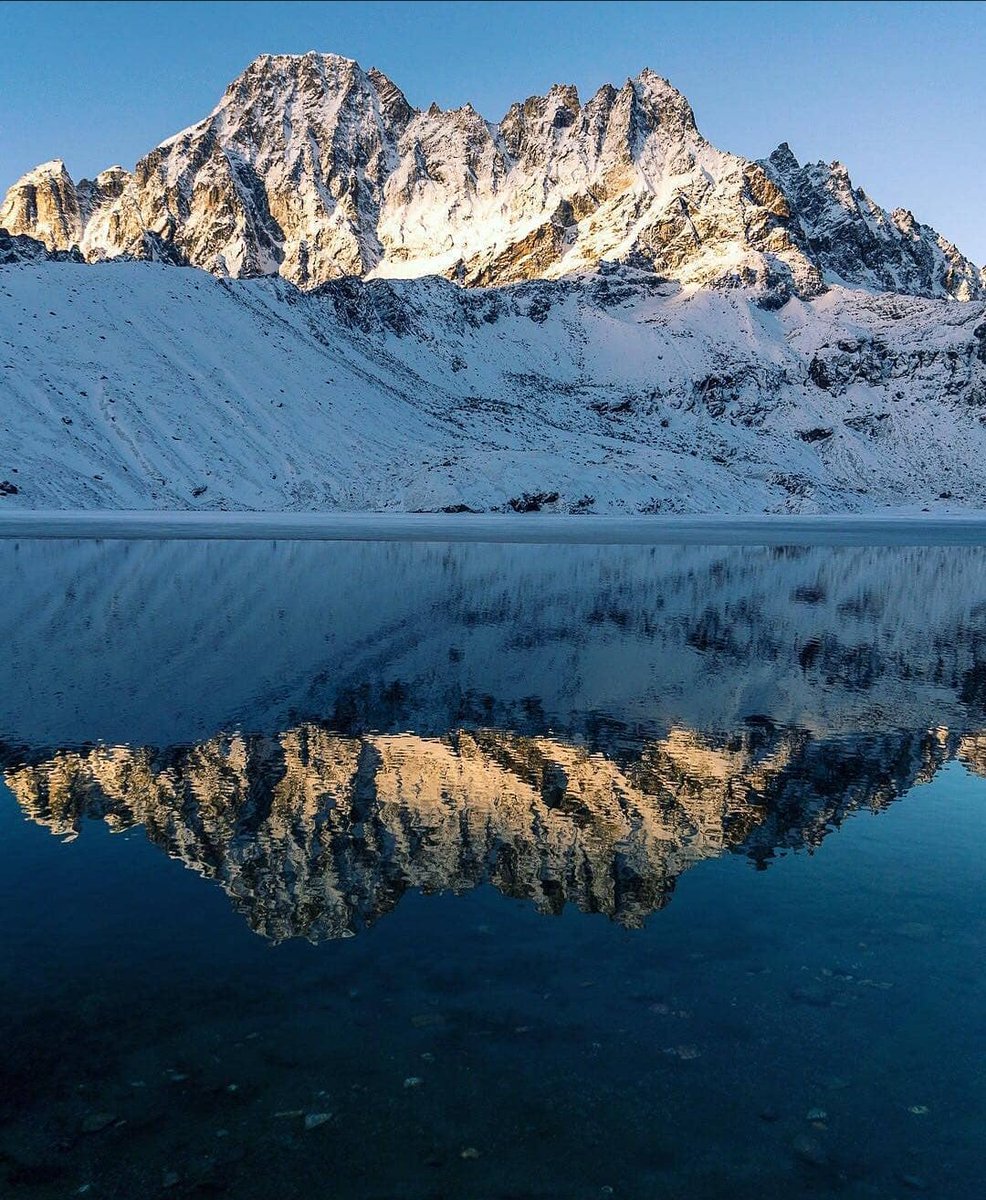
[{"left": 4, "top": 720, "right": 959, "bottom": 942}]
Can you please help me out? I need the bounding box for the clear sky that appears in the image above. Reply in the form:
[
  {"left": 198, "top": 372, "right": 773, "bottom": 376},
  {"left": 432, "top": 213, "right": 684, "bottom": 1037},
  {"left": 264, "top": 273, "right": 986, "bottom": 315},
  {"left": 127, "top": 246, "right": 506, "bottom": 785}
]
[{"left": 1, "top": 0, "right": 984, "bottom": 261}]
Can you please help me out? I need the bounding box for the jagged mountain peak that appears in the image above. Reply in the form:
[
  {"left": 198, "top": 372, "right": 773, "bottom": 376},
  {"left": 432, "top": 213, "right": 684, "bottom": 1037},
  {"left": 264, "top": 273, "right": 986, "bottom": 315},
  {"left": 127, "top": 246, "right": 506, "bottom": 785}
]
[
  {"left": 213, "top": 51, "right": 415, "bottom": 131},
  {"left": 547, "top": 81, "right": 581, "bottom": 107},
  {"left": 625, "top": 67, "right": 698, "bottom": 131},
  {"left": 208, "top": 49, "right": 412, "bottom": 134},
  {"left": 768, "top": 142, "right": 800, "bottom": 172},
  {"left": 0, "top": 158, "right": 85, "bottom": 252},
  {"left": 223, "top": 49, "right": 362, "bottom": 92},
  {"left": 1, "top": 53, "right": 980, "bottom": 301},
  {"left": 763, "top": 147, "right": 982, "bottom": 300},
  {"left": 366, "top": 65, "right": 416, "bottom": 126},
  {"left": 19, "top": 158, "right": 71, "bottom": 178}
]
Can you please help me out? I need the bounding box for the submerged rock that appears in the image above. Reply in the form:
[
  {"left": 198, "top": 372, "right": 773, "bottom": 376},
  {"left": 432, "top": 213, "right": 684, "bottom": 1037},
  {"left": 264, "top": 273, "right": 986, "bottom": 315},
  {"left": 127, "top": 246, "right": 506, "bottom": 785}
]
[
  {"left": 899, "top": 1173, "right": 930, "bottom": 1191},
  {"left": 78, "top": 1112, "right": 116, "bottom": 1135},
  {"left": 790, "top": 984, "right": 833, "bottom": 1008},
  {"left": 791, "top": 1132, "right": 829, "bottom": 1168}
]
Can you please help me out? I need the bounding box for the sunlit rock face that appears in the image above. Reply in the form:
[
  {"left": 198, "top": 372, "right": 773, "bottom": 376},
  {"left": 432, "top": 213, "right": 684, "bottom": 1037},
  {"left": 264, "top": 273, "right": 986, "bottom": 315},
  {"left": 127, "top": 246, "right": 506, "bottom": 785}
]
[
  {"left": 4, "top": 720, "right": 955, "bottom": 942},
  {"left": 2, "top": 53, "right": 980, "bottom": 299},
  {"left": 0, "top": 161, "right": 84, "bottom": 249}
]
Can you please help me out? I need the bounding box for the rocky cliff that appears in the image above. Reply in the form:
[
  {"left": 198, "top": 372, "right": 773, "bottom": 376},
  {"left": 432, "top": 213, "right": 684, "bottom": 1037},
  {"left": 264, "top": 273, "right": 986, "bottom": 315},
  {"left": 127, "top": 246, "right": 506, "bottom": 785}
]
[{"left": 2, "top": 52, "right": 981, "bottom": 300}]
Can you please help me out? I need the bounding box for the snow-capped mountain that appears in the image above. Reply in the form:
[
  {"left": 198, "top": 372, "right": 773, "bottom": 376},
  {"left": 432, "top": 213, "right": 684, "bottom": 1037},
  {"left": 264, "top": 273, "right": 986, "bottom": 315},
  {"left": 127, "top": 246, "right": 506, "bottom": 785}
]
[
  {"left": 2, "top": 52, "right": 985, "bottom": 513},
  {"left": 2, "top": 51, "right": 982, "bottom": 300}
]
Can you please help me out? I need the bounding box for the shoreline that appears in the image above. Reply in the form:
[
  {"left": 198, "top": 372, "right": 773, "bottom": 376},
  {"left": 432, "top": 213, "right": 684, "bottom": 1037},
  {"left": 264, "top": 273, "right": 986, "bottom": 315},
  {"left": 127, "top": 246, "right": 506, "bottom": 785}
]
[{"left": 3, "top": 510, "right": 986, "bottom": 544}]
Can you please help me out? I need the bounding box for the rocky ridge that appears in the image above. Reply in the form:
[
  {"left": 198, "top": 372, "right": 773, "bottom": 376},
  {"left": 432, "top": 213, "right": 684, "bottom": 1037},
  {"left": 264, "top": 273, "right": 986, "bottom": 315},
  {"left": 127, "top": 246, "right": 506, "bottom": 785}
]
[{"left": 2, "top": 52, "right": 982, "bottom": 300}]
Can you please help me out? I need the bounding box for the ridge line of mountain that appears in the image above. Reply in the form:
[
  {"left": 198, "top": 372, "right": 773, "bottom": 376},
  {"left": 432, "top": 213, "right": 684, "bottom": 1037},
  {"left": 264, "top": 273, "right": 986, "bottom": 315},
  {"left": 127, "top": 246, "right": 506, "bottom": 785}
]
[{"left": 2, "top": 50, "right": 982, "bottom": 301}]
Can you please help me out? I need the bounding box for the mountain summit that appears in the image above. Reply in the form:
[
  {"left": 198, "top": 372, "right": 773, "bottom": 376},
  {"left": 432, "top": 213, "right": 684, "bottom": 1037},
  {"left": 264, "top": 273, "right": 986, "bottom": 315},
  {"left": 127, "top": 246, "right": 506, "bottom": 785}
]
[{"left": 3, "top": 51, "right": 981, "bottom": 300}]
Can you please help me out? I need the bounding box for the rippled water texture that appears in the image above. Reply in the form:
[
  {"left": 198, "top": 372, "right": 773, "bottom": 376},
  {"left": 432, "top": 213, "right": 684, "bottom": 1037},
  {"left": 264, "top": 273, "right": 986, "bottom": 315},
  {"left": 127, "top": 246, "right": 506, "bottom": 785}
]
[{"left": 0, "top": 538, "right": 983, "bottom": 1198}]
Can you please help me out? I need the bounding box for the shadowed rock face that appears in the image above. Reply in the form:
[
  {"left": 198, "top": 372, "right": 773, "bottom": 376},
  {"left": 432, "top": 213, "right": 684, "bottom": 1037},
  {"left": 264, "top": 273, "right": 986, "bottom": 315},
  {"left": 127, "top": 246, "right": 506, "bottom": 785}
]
[
  {"left": 3, "top": 719, "right": 959, "bottom": 942},
  {"left": 0, "top": 226, "right": 83, "bottom": 265},
  {"left": 1, "top": 53, "right": 980, "bottom": 299},
  {"left": 762, "top": 145, "right": 983, "bottom": 302}
]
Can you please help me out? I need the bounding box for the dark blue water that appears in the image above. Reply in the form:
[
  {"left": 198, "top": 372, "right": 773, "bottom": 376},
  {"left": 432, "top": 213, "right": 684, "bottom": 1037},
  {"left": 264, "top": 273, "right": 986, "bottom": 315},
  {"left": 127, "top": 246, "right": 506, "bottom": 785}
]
[{"left": 0, "top": 538, "right": 983, "bottom": 1198}]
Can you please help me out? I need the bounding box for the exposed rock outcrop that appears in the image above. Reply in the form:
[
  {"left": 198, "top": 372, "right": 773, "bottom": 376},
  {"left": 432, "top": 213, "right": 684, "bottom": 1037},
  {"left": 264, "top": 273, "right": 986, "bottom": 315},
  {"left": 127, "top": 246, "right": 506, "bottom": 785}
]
[
  {"left": 0, "top": 227, "right": 83, "bottom": 265},
  {"left": 2, "top": 53, "right": 979, "bottom": 299}
]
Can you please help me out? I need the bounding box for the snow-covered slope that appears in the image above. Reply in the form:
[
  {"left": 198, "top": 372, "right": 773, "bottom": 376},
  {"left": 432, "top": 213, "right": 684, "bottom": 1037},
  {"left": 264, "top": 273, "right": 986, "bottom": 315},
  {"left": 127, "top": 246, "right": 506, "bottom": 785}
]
[
  {"left": 2, "top": 52, "right": 981, "bottom": 300},
  {"left": 0, "top": 258, "right": 984, "bottom": 512}
]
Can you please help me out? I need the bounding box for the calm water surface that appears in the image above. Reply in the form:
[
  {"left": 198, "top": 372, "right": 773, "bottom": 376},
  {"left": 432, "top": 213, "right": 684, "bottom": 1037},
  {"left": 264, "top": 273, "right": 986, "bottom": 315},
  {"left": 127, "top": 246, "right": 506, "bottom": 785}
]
[{"left": 0, "top": 538, "right": 983, "bottom": 1199}]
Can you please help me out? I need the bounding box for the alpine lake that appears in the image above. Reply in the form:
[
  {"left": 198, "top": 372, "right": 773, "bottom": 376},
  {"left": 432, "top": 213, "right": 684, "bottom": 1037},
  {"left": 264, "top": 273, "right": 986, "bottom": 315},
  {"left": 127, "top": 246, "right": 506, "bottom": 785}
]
[{"left": 0, "top": 525, "right": 982, "bottom": 1200}]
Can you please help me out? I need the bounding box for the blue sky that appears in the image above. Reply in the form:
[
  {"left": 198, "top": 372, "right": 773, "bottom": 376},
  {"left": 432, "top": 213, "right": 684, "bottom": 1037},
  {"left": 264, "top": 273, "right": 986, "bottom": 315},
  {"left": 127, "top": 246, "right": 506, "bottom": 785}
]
[{"left": 1, "top": 0, "right": 984, "bottom": 260}]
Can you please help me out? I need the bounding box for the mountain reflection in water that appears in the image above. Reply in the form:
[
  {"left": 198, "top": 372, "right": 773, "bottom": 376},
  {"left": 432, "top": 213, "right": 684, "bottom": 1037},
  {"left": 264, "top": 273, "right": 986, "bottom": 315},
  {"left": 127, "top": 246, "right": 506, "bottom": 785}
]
[
  {"left": 2, "top": 537, "right": 986, "bottom": 941},
  {"left": 6, "top": 720, "right": 984, "bottom": 942},
  {"left": 2, "top": 537, "right": 986, "bottom": 1200}
]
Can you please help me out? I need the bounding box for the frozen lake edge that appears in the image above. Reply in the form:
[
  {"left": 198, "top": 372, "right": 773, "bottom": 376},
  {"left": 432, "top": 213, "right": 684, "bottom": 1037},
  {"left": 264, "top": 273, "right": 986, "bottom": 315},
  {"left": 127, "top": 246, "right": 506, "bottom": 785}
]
[{"left": 3, "top": 510, "right": 986, "bottom": 545}]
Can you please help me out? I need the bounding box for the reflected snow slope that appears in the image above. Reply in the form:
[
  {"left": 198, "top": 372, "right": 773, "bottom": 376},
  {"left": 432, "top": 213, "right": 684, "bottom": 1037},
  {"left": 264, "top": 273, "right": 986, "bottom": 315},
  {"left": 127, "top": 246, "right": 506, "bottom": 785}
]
[{"left": 1, "top": 537, "right": 985, "bottom": 747}]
